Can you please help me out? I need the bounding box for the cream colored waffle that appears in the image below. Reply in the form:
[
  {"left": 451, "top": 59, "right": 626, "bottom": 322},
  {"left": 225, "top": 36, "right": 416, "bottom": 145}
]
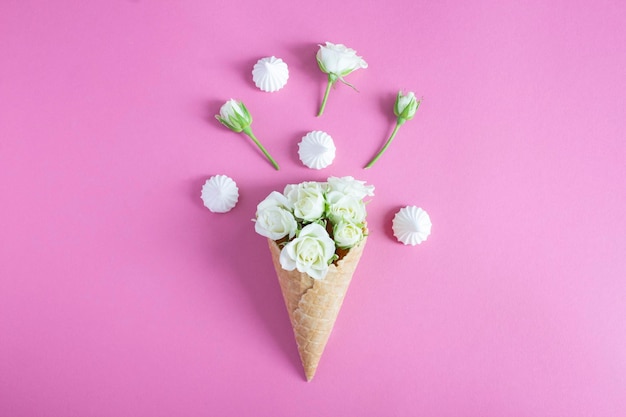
[{"left": 268, "top": 237, "right": 367, "bottom": 381}]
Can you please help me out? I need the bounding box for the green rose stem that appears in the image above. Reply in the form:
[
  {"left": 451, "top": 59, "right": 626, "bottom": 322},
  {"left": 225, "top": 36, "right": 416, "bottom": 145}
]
[
  {"left": 317, "top": 74, "right": 337, "bottom": 117},
  {"left": 241, "top": 126, "right": 280, "bottom": 170},
  {"left": 364, "top": 120, "right": 403, "bottom": 169}
]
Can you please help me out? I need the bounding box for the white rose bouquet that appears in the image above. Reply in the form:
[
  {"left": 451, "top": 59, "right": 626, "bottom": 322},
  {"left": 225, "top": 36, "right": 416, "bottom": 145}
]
[
  {"left": 255, "top": 176, "right": 374, "bottom": 280},
  {"left": 254, "top": 176, "right": 374, "bottom": 381}
]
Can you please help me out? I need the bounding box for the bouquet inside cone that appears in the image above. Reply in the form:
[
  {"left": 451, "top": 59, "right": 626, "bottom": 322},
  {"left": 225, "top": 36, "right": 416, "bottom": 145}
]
[{"left": 254, "top": 177, "right": 374, "bottom": 381}]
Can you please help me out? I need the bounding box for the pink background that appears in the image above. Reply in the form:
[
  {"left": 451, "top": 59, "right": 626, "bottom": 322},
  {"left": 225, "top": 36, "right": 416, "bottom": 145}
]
[{"left": 1, "top": 0, "right": 626, "bottom": 415}]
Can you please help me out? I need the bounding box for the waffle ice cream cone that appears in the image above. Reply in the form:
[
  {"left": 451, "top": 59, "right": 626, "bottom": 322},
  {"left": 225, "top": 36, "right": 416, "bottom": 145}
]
[{"left": 268, "top": 237, "right": 367, "bottom": 381}]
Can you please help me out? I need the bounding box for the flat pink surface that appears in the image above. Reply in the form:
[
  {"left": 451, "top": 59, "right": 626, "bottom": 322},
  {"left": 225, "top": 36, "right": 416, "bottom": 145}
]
[{"left": 1, "top": 1, "right": 626, "bottom": 416}]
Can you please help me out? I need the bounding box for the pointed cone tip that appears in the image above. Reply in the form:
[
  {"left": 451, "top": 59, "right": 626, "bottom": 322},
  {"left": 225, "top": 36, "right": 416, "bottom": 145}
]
[{"left": 305, "top": 368, "right": 316, "bottom": 382}]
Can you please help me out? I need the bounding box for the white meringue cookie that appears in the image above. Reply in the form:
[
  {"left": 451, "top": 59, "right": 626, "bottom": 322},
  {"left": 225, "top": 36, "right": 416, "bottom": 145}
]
[
  {"left": 252, "top": 56, "right": 289, "bottom": 92},
  {"left": 298, "top": 131, "right": 336, "bottom": 169},
  {"left": 392, "top": 206, "right": 432, "bottom": 245},
  {"left": 201, "top": 175, "right": 239, "bottom": 213}
]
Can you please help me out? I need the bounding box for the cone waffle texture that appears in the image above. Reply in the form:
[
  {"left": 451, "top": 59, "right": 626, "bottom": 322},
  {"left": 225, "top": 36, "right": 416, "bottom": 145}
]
[{"left": 268, "top": 237, "right": 367, "bottom": 381}]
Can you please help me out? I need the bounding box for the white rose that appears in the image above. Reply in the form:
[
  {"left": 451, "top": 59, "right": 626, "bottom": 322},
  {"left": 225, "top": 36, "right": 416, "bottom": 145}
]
[
  {"left": 316, "top": 42, "right": 368, "bottom": 76},
  {"left": 394, "top": 91, "right": 419, "bottom": 121},
  {"left": 215, "top": 99, "right": 252, "bottom": 132},
  {"left": 325, "top": 191, "right": 367, "bottom": 224},
  {"left": 315, "top": 42, "right": 368, "bottom": 116},
  {"left": 333, "top": 221, "right": 364, "bottom": 249},
  {"left": 284, "top": 181, "right": 325, "bottom": 222},
  {"left": 254, "top": 191, "right": 297, "bottom": 240},
  {"left": 326, "top": 176, "right": 374, "bottom": 199},
  {"left": 279, "top": 223, "right": 336, "bottom": 280}
]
